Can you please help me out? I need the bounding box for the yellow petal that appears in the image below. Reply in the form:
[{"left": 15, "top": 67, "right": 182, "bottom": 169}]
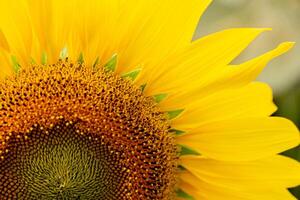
[
  {"left": 157, "top": 42, "right": 294, "bottom": 109},
  {"left": 172, "top": 82, "right": 276, "bottom": 130},
  {"left": 0, "top": 50, "right": 13, "bottom": 78},
  {"left": 179, "top": 170, "right": 296, "bottom": 200},
  {"left": 0, "top": 30, "right": 9, "bottom": 51},
  {"left": 26, "top": 0, "right": 65, "bottom": 63},
  {"left": 142, "top": 28, "right": 270, "bottom": 95},
  {"left": 0, "top": 0, "right": 32, "bottom": 66},
  {"left": 177, "top": 117, "right": 299, "bottom": 161},
  {"left": 117, "top": 0, "right": 211, "bottom": 73},
  {"left": 181, "top": 155, "right": 300, "bottom": 190},
  {"left": 215, "top": 42, "right": 295, "bottom": 87},
  {"left": 66, "top": 0, "right": 120, "bottom": 67},
  {"left": 26, "top": 0, "right": 118, "bottom": 65}
]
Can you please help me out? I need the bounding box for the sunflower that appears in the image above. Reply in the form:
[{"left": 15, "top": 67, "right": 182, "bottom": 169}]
[{"left": 0, "top": 0, "right": 299, "bottom": 199}]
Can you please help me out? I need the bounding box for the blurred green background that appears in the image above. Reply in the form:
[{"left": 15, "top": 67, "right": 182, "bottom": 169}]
[{"left": 194, "top": 0, "right": 300, "bottom": 197}]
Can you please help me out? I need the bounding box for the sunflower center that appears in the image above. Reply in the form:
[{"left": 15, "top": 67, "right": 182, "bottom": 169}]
[
  {"left": 0, "top": 121, "right": 129, "bottom": 199},
  {"left": 0, "top": 59, "right": 178, "bottom": 199}
]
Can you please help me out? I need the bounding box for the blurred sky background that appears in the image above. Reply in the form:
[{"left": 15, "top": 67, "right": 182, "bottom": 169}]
[{"left": 194, "top": 0, "right": 300, "bottom": 196}]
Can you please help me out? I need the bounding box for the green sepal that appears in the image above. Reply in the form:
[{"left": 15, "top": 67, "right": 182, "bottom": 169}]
[
  {"left": 93, "top": 57, "right": 100, "bottom": 69},
  {"left": 77, "top": 52, "right": 84, "bottom": 64},
  {"left": 179, "top": 145, "right": 200, "bottom": 156},
  {"left": 169, "top": 129, "right": 185, "bottom": 136},
  {"left": 11, "top": 55, "right": 20, "bottom": 73},
  {"left": 153, "top": 93, "right": 168, "bottom": 103},
  {"left": 30, "top": 57, "right": 36, "bottom": 65},
  {"left": 178, "top": 165, "right": 186, "bottom": 171},
  {"left": 140, "top": 84, "right": 147, "bottom": 92},
  {"left": 41, "top": 52, "right": 47, "bottom": 65},
  {"left": 59, "top": 47, "right": 68, "bottom": 59},
  {"left": 176, "top": 189, "right": 195, "bottom": 200},
  {"left": 104, "top": 53, "right": 117, "bottom": 72},
  {"left": 167, "top": 109, "right": 184, "bottom": 120},
  {"left": 121, "top": 68, "right": 142, "bottom": 81}
]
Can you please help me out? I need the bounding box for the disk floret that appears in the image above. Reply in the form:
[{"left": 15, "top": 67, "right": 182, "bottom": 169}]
[{"left": 0, "top": 60, "right": 178, "bottom": 199}]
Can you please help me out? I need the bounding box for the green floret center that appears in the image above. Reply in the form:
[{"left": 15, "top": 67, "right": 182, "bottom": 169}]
[
  {"left": 23, "top": 136, "right": 103, "bottom": 198},
  {"left": 0, "top": 122, "right": 128, "bottom": 199}
]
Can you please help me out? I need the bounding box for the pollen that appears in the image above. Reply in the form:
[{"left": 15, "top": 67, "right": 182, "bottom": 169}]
[{"left": 0, "top": 59, "right": 178, "bottom": 199}]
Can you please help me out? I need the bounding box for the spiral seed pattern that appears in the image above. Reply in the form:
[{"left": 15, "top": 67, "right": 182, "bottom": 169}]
[{"left": 0, "top": 60, "right": 178, "bottom": 199}]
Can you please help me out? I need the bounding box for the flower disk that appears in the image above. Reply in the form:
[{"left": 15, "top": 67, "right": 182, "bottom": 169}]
[{"left": 0, "top": 60, "right": 178, "bottom": 199}]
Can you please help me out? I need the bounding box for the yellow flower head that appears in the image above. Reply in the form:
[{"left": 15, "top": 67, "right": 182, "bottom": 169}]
[{"left": 0, "top": 0, "right": 299, "bottom": 199}]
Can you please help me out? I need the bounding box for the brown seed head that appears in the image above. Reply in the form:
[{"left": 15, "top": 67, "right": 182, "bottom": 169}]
[{"left": 0, "top": 60, "right": 178, "bottom": 199}]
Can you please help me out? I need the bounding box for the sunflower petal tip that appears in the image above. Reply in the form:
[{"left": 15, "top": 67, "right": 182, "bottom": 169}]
[
  {"left": 260, "top": 41, "right": 295, "bottom": 62},
  {"left": 277, "top": 117, "right": 300, "bottom": 146},
  {"left": 251, "top": 27, "right": 272, "bottom": 33},
  {"left": 279, "top": 41, "right": 295, "bottom": 50},
  {"left": 262, "top": 27, "right": 272, "bottom": 31},
  {"left": 275, "top": 42, "right": 295, "bottom": 55}
]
